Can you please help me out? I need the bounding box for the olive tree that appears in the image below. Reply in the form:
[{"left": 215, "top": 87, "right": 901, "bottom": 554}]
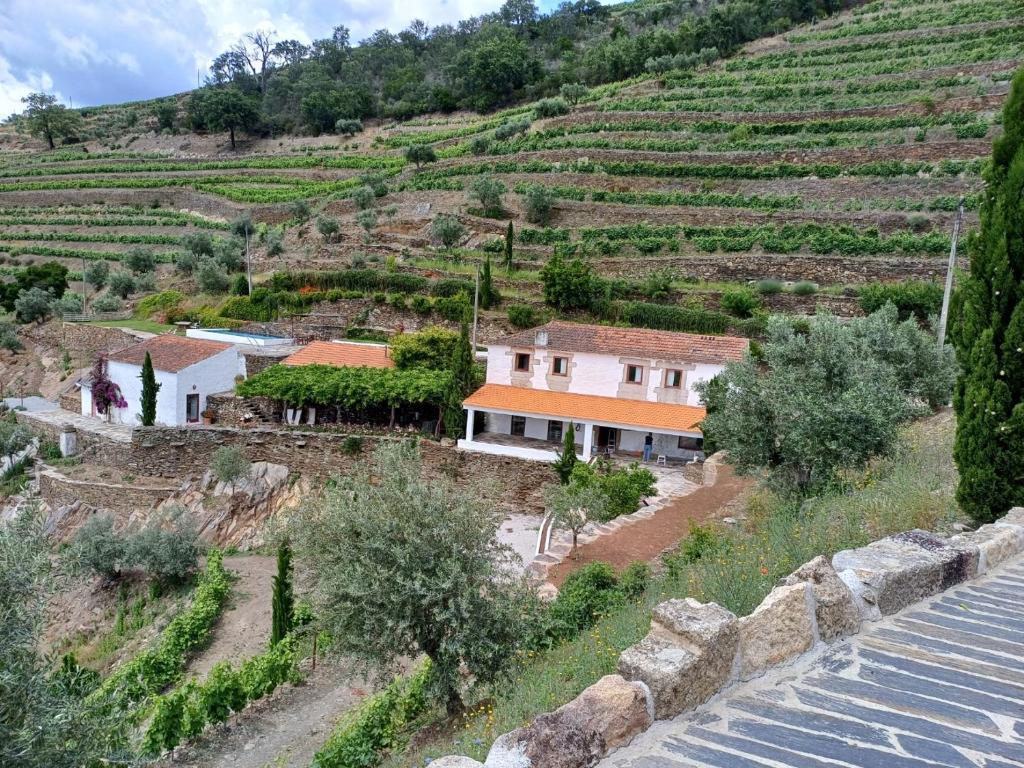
[
  {"left": 544, "top": 476, "right": 608, "bottom": 555},
  {"left": 294, "top": 441, "right": 531, "bottom": 714},
  {"left": 431, "top": 215, "right": 465, "bottom": 250},
  {"left": 697, "top": 310, "right": 954, "bottom": 493},
  {"left": 17, "top": 93, "right": 82, "bottom": 150}
]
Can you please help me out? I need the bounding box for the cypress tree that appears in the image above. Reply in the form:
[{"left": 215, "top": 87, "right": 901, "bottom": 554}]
[
  {"left": 951, "top": 66, "right": 1024, "bottom": 524},
  {"left": 552, "top": 422, "right": 578, "bottom": 484},
  {"left": 480, "top": 254, "right": 495, "bottom": 309},
  {"left": 444, "top": 323, "right": 476, "bottom": 438},
  {"left": 139, "top": 351, "right": 160, "bottom": 427},
  {"left": 504, "top": 221, "right": 514, "bottom": 273},
  {"left": 270, "top": 539, "right": 294, "bottom": 645}
]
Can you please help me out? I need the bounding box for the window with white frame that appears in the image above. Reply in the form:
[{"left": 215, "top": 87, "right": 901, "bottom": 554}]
[
  {"left": 626, "top": 364, "right": 643, "bottom": 384},
  {"left": 664, "top": 369, "right": 683, "bottom": 388},
  {"left": 551, "top": 356, "right": 568, "bottom": 376}
]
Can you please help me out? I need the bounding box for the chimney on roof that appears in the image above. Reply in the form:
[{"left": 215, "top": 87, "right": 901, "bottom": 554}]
[{"left": 535, "top": 329, "right": 548, "bottom": 347}]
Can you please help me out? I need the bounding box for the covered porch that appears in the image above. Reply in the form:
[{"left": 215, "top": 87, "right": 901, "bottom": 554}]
[{"left": 457, "top": 384, "right": 705, "bottom": 464}]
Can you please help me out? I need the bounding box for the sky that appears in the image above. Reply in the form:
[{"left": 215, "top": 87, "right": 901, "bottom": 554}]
[{"left": 0, "top": 0, "right": 563, "bottom": 118}]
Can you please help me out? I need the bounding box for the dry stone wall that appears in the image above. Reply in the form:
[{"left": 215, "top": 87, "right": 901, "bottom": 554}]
[
  {"left": 438, "top": 508, "right": 1024, "bottom": 768},
  {"left": 38, "top": 465, "right": 178, "bottom": 518}
]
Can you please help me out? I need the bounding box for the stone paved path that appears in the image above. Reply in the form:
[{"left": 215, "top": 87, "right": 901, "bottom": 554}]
[
  {"left": 603, "top": 556, "right": 1024, "bottom": 768},
  {"left": 18, "top": 406, "right": 133, "bottom": 443}
]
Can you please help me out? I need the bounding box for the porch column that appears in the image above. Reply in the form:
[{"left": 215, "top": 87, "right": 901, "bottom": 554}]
[
  {"left": 580, "top": 421, "right": 594, "bottom": 460},
  {"left": 465, "top": 407, "right": 476, "bottom": 442}
]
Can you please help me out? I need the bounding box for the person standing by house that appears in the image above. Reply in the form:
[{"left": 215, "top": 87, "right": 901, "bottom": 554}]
[{"left": 643, "top": 432, "right": 653, "bottom": 463}]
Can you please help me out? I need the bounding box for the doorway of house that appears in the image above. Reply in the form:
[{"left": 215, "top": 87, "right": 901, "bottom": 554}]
[
  {"left": 186, "top": 393, "right": 200, "bottom": 423},
  {"left": 596, "top": 426, "right": 618, "bottom": 453}
]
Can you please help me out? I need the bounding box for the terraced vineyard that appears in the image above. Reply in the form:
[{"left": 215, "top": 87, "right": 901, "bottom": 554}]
[{"left": 0, "top": 0, "right": 1020, "bottom": 332}]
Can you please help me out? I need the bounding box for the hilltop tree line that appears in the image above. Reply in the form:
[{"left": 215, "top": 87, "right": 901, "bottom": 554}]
[
  {"left": 196, "top": 0, "right": 849, "bottom": 130},
  {"left": 13, "top": 0, "right": 855, "bottom": 147}
]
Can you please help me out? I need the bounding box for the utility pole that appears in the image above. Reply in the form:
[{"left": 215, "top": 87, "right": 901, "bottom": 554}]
[
  {"left": 937, "top": 197, "right": 965, "bottom": 351},
  {"left": 245, "top": 229, "right": 253, "bottom": 295},
  {"left": 472, "top": 265, "right": 480, "bottom": 352}
]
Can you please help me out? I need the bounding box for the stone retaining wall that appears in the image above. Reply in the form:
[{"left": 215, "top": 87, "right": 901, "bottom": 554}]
[
  {"left": 38, "top": 465, "right": 179, "bottom": 517},
  {"left": 438, "top": 508, "right": 1024, "bottom": 767}
]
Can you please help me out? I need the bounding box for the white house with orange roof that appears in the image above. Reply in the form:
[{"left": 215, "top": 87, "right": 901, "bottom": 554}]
[
  {"left": 82, "top": 335, "right": 242, "bottom": 426},
  {"left": 458, "top": 321, "right": 748, "bottom": 463}
]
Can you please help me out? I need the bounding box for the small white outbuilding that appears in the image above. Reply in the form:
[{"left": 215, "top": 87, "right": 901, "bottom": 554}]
[{"left": 81, "top": 335, "right": 241, "bottom": 426}]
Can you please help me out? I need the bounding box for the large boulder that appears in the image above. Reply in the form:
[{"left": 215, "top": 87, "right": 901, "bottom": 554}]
[
  {"left": 430, "top": 758, "right": 484, "bottom": 768},
  {"left": 738, "top": 583, "right": 816, "bottom": 680},
  {"left": 780, "top": 555, "right": 860, "bottom": 641},
  {"left": 833, "top": 530, "right": 979, "bottom": 616},
  {"left": 485, "top": 675, "right": 652, "bottom": 768},
  {"left": 618, "top": 599, "right": 738, "bottom": 719}
]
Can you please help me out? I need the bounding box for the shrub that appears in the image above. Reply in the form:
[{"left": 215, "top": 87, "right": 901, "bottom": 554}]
[
  {"left": 14, "top": 287, "right": 54, "bottom": 323},
  {"left": 128, "top": 506, "right": 202, "bottom": 584},
  {"left": 214, "top": 237, "right": 245, "bottom": 272},
  {"left": 231, "top": 274, "right": 250, "bottom": 295},
  {"left": 434, "top": 294, "right": 471, "bottom": 323},
  {"left": 544, "top": 563, "right": 621, "bottom": 643},
  {"left": 792, "top": 280, "right": 818, "bottom": 296},
  {"left": 352, "top": 185, "right": 376, "bottom": 211},
  {"left": 135, "top": 290, "right": 184, "bottom": 319},
  {"left": 470, "top": 135, "right": 492, "bottom": 155},
  {"left": 211, "top": 446, "right": 250, "bottom": 487},
  {"left": 618, "top": 562, "right": 649, "bottom": 600},
  {"left": 262, "top": 227, "right": 284, "bottom": 257},
  {"left": 719, "top": 287, "right": 761, "bottom": 318},
  {"left": 313, "top": 663, "right": 430, "bottom": 768},
  {"left": 756, "top": 279, "right": 783, "bottom": 295},
  {"left": 468, "top": 175, "right": 506, "bottom": 215},
  {"left": 430, "top": 278, "right": 473, "bottom": 298},
  {"left": 197, "top": 260, "right": 229, "bottom": 294},
  {"left": 494, "top": 118, "right": 530, "bottom": 141},
  {"left": 507, "top": 304, "right": 538, "bottom": 329},
  {"left": 52, "top": 291, "right": 84, "bottom": 316},
  {"left": 0, "top": 322, "right": 22, "bottom": 351},
  {"left": 124, "top": 247, "right": 156, "bottom": 275},
  {"left": 431, "top": 215, "right": 465, "bottom": 249},
  {"left": 593, "top": 463, "right": 657, "bottom": 520},
  {"left": 84, "top": 260, "right": 110, "bottom": 290},
  {"left": 288, "top": 200, "right": 311, "bottom": 222},
  {"left": 174, "top": 251, "right": 199, "bottom": 276},
  {"left": 559, "top": 82, "right": 589, "bottom": 105},
  {"left": 858, "top": 280, "right": 942, "bottom": 321},
  {"left": 107, "top": 271, "right": 136, "bottom": 299},
  {"left": 66, "top": 514, "right": 125, "bottom": 579},
  {"left": 534, "top": 97, "right": 569, "bottom": 118},
  {"left": 410, "top": 295, "right": 432, "bottom": 315},
  {"left": 404, "top": 143, "right": 437, "bottom": 169},
  {"left": 540, "top": 254, "right": 602, "bottom": 312},
  {"left": 355, "top": 209, "right": 378, "bottom": 239},
  {"left": 91, "top": 293, "right": 123, "bottom": 312},
  {"left": 183, "top": 231, "right": 215, "bottom": 259},
  {"left": 523, "top": 184, "right": 555, "bottom": 225},
  {"left": 316, "top": 216, "right": 340, "bottom": 242},
  {"left": 335, "top": 118, "right": 363, "bottom": 136}
]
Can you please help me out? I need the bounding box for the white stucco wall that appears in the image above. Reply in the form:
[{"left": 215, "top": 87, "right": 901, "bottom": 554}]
[
  {"left": 485, "top": 344, "right": 723, "bottom": 406},
  {"left": 100, "top": 348, "right": 239, "bottom": 426}
]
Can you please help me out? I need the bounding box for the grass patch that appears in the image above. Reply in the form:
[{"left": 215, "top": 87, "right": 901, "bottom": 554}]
[
  {"left": 383, "top": 411, "right": 960, "bottom": 765},
  {"left": 86, "top": 319, "right": 176, "bottom": 334}
]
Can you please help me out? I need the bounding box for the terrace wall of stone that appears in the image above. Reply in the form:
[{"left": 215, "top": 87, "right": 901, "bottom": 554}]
[
  {"left": 37, "top": 465, "right": 178, "bottom": 517},
  {"left": 436, "top": 509, "right": 1024, "bottom": 767}
]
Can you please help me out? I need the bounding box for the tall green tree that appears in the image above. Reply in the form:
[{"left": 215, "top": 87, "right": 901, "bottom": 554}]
[
  {"left": 270, "top": 540, "right": 294, "bottom": 645},
  {"left": 139, "top": 351, "right": 160, "bottom": 427},
  {"left": 950, "top": 66, "right": 1024, "bottom": 524},
  {"left": 294, "top": 441, "right": 531, "bottom": 714},
  {"left": 17, "top": 93, "right": 82, "bottom": 150},
  {"left": 188, "top": 87, "right": 261, "bottom": 149},
  {"left": 551, "top": 423, "right": 578, "bottom": 484},
  {"left": 480, "top": 255, "right": 496, "bottom": 309},
  {"left": 444, "top": 323, "right": 476, "bottom": 438},
  {"left": 504, "top": 221, "right": 514, "bottom": 273}
]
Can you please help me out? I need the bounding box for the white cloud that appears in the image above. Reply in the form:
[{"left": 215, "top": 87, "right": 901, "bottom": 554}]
[
  {"left": 0, "top": 54, "right": 58, "bottom": 118},
  {"left": 1, "top": 0, "right": 557, "bottom": 110}
]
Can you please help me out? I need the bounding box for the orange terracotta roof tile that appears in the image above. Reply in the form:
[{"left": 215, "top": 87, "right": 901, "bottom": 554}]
[
  {"left": 282, "top": 341, "right": 394, "bottom": 369},
  {"left": 464, "top": 384, "right": 704, "bottom": 434},
  {"left": 497, "top": 321, "right": 748, "bottom": 365},
  {"left": 108, "top": 335, "right": 232, "bottom": 373}
]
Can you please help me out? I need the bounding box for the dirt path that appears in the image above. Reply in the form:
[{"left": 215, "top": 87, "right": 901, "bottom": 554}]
[
  {"left": 546, "top": 464, "right": 751, "bottom": 587},
  {"left": 169, "top": 660, "right": 368, "bottom": 768},
  {"left": 189, "top": 555, "right": 275, "bottom": 679}
]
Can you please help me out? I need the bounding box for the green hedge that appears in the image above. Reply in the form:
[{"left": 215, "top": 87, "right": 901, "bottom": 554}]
[
  {"left": 90, "top": 550, "right": 231, "bottom": 711},
  {"left": 312, "top": 663, "right": 431, "bottom": 768},
  {"left": 142, "top": 637, "right": 299, "bottom": 756}
]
